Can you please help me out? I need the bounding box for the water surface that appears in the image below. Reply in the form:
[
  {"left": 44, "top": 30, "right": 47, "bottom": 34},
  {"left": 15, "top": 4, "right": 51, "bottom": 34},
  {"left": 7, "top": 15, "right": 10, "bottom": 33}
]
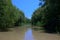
[
  {"left": 0, "top": 25, "right": 59, "bottom": 40},
  {"left": 24, "top": 28, "right": 34, "bottom": 40}
]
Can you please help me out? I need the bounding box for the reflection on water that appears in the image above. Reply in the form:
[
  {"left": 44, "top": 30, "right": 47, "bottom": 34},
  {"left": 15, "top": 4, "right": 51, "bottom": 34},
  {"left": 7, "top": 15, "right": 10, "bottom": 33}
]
[{"left": 24, "top": 28, "right": 34, "bottom": 40}]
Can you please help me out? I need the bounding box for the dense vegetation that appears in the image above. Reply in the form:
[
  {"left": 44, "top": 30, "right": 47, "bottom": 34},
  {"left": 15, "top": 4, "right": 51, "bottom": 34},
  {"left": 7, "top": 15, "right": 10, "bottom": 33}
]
[
  {"left": 0, "top": 0, "right": 60, "bottom": 33},
  {"left": 31, "top": 0, "right": 60, "bottom": 33},
  {"left": 0, "top": 0, "right": 25, "bottom": 31},
  {"left": 24, "top": 18, "right": 31, "bottom": 24}
]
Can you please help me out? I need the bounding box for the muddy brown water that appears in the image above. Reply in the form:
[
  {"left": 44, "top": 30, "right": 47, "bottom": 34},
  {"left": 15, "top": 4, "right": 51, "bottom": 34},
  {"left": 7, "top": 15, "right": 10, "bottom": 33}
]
[{"left": 0, "top": 25, "right": 60, "bottom": 40}]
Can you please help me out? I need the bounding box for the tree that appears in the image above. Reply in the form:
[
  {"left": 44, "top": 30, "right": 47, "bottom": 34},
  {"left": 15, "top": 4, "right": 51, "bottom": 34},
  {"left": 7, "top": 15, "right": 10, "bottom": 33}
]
[
  {"left": 0, "top": 0, "right": 25, "bottom": 31},
  {"left": 31, "top": 0, "right": 60, "bottom": 33}
]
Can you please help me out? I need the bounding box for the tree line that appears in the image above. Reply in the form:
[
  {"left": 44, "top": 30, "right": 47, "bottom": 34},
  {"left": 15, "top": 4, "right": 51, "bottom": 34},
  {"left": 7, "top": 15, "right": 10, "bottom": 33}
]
[
  {"left": 0, "top": 0, "right": 60, "bottom": 33},
  {"left": 0, "top": 0, "right": 27, "bottom": 31},
  {"left": 31, "top": 0, "right": 60, "bottom": 33}
]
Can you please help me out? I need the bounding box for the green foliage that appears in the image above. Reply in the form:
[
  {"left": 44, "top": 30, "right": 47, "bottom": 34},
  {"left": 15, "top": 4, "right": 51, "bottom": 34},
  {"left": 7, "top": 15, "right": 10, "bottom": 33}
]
[
  {"left": 31, "top": 6, "right": 46, "bottom": 26},
  {"left": 43, "top": 0, "right": 60, "bottom": 33},
  {"left": 0, "top": 0, "right": 25, "bottom": 31},
  {"left": 14, "top": 10, "right": 25, "bottom": 26},
  {"left": 36, "top": 21, "right": 45, "bottom": 27},
  {"left": 31, "top": 0, "right": 60, "bottom": 33},
  {"left": 24, "top": 18, "right": 31, "bottom": 24}
]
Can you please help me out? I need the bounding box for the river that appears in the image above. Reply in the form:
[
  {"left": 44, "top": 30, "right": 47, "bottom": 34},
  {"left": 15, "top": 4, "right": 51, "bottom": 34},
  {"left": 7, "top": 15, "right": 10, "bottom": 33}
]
[{"left": 0, "top": 25, "right": 60, "bottom": 40}]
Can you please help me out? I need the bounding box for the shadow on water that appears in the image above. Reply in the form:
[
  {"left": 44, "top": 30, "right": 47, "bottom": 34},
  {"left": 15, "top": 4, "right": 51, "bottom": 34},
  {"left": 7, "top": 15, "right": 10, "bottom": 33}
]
[{"left": 24, "top": 28, "right": 34, "bottom": 40}]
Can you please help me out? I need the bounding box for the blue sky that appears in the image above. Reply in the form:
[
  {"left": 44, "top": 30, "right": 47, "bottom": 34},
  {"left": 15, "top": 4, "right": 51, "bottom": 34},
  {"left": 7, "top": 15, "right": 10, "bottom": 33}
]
[{"left": 12, "top": 0, "right": 43, "bottom": 19}]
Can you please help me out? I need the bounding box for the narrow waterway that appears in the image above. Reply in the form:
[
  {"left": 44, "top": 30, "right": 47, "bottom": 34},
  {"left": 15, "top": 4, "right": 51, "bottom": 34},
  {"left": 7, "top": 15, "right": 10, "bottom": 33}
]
[{"left": 0, "top": 25, "right": 60, "bottom": 40}]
